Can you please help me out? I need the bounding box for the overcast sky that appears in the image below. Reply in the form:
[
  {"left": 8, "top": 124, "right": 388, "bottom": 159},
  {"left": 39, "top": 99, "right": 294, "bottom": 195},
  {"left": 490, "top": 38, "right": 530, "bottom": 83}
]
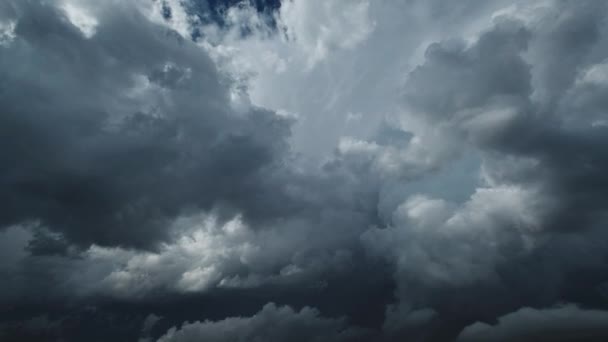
[{"left": 1, "top": 0, "right": 608, "bottom": 341}]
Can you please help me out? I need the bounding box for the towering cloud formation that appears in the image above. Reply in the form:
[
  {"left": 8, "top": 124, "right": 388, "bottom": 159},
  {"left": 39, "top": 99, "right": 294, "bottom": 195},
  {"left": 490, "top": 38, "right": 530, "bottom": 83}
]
[
  {"left": 0, "top": 0, "right": 296, "bottom": 250},
  {"left": 1, "top": 0, "right": 608, "bottom": 341}
]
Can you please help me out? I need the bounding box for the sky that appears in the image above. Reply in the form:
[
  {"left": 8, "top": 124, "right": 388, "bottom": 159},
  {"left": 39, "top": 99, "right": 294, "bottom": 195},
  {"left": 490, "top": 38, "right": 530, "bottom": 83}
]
[{"left": 1, "top": 0, "right": 608, "bottom": 341}]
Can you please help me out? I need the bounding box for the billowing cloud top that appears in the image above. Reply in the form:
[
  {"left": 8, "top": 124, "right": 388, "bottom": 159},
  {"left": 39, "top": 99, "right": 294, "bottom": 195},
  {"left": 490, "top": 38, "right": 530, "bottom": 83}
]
[{"left": 1, "top": 0, "right": 608, "bottom": 341}]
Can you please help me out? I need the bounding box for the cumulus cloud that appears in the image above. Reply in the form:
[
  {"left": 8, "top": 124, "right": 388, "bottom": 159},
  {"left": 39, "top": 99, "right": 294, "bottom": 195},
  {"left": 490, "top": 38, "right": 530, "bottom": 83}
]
[
  {"left": 457, "top": 304, "right": 608, "bottom": 342},
  {"left": 363, "top": 185, "right": 542, "bottom": 289},
  {"left": 0, "top": 213, "right": 373, "bottom": 305},
  {"left": 81, "top": 214, "right": 357, "bottom": 297},
  {"left": 0, "top": 0, "right": 294, "bottom": 249},
  {"left": 2, "top": 0, "right": 608, "bottom": 341},
  {"left": 199, "top": 0, "right": 511, "bottom": 160},
  {"left": 157, "top": 303, "right": 370, "bottom": 342},
  {"left": 357, "top": 0, "right": 608, "bottom": 337}
]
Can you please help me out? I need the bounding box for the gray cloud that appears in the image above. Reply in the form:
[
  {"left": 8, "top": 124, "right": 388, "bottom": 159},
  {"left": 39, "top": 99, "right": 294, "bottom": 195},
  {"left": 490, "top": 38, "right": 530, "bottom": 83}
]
[
  {"left": 2, "top": 0, "right": 608, "bottom": 341},
  {"left": 457, "top": 304, "right": 608, "bottom": 342},
  {"left": 358, "top": 0, "right": 608, "bottom": 338},
  {"left": 157, "top": 303, "right": 371, "bottom": 342},
  {"left": 0, "top": 0, "right": 294, "bottom": 249},
  {"left": 0, "top": 1, "right": 388, "bottom": 326}
]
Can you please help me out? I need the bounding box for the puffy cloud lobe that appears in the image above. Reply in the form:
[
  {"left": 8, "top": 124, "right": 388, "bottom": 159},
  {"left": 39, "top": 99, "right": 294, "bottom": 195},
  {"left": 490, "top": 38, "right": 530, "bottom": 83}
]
[
  {"left": 157, "top": 303, "right": 370, "bottom": 342},
  {"left": 400, "top": 1, "right": 608, "bottom": 232},
  {"left": 361, "top": 185, "right": 547, "bottom": 339},
  {"left": 0, "top": 214, "right": 373, "bottom": 304},
  {"left": 82, "top": 214, "right": 358, "bottom": 297},
  {"left": 363, "top": 186, "right": 541, "bottom": 288},
  {"left": 457, "top": 304, "right": 608, "bottom": 342},
  {"left": 404, "top": 19, "right": 531, "bottom": 124}
]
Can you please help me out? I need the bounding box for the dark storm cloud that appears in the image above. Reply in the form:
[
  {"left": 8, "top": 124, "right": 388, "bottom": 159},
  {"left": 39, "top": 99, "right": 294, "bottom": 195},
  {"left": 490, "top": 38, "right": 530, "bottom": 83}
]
[
  {"left": 403, "top": 6, "right": 608, "bottom": 231},
  {"left": 401, "top": 0, "right": 608, "bottom": 239},
  {"left": 0, "top": 306, "right": 152, "bottom": 342},
  {"left": 0, "top": 2, "right": 391, "bottom": 339},
  {"left": 2, "top": 0, "right": 608, "bottom": 341},
  {"left": 406, "top": 10, "right": 608, "bottom": 235},
  {"left": 0, "top": 0, "right": 293, "bottom": 249},
  {"left": 365, "top": 0, "right": 608, "bottom": 339},
  {"left": 157, "top": 303, "right": 372, "bottom": 342},
  {"left": 457, "top": 304, "right": 608, "bottom": 342},
  {"left": 404, "top": 19, "right": 532, "bottom": 123}
]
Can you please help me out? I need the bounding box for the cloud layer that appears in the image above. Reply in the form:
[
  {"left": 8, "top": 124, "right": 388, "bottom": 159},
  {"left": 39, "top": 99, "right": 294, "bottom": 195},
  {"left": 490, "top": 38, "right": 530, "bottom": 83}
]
[{"left": 1, "top": 0, "right": 608, "bottom": 341}]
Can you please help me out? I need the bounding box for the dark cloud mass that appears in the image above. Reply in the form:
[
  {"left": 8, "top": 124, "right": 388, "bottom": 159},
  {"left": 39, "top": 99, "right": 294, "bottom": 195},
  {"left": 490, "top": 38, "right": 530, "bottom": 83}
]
[
  {"left": 157, "top": 303, "right": 372, "bottom": 342},
  {"left": 0, "top": 0, "right": 292, "bottom": 249},
  {"left": 456, "top": 304, "right": 608, "bottom": 342},
  {"left": 1, "top": 0, "right": 608, "bottom": 341}
]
